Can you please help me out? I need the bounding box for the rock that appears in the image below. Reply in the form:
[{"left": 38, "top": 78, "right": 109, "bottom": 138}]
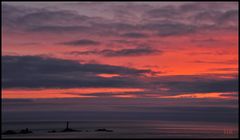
[
  {"left": 95, "top": 128, "right": 113, "bottom": 132},
  {"left": 62, "top": 128, "right": 77, "bottom": 132},
  {"left": 2, "top": 130, "right": 17, "bottom": 135},
  {"left": 19, "top": 128, "right": 32, "bottom": 134},
  {"left": 48, "top": 130, "right": 56, "bottom": 133}
]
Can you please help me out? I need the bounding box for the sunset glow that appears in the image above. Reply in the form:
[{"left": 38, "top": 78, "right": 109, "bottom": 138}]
[{"left": 2, "top": 2, "right": 238, "bottom": 138}]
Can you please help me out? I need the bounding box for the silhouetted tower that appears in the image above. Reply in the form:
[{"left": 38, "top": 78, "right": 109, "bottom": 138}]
[
  {"left": 66, "top": 121, "right": 69, "bottom": 129},
  {"left": 62, "top": 121, "right": 75, "bottom": 132}
]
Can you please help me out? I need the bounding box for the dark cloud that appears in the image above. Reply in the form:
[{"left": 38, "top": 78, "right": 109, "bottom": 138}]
[
  {"left": 151, "top": 75, "right": 238, "bottom": 95},
  {"left": 27, "top": 22, "right": 137, "bottom": 36},
  {"left": 2, "top": 55, "right": 151, "bottom": 89},
  {"left": 102, "top": 47, "right": 162, "bottom": 57},
  {"left": 64, "top": 91, "right": 142, "bottom": 98},
  {"left": 2, "top": 55, "right": 238, "bottom": 96},
  {"left": 28, "top": 25, "right": 92, "bottom": 33},
  {"left": 18, "top": 10, "right": 90, "bottom": 26},
  {"left": 143, "top": 2, "right": 238, "bottom": 35},
  {"left": 93, "top": 22, "right": 137, "bottom": 31},
  {"left": 2, "top": 4, "right": 37, "bottom": 32},
  {"left": 156, "top": 23, "right": 195, "bottom": 36},
  {"left": 191, "top": 9, "right": 238, "bottom": 27},
  {"left": 142, "top": 23, "right": 196, "bottom": 37},
  {"left": 179, "top": 2, "right": 213, "bottom": 12},
  {"left": 168, "top": 79, "right": 238, "bottom": 94},
  {"left": 2, "top": 4, "right": 109, "bottom": 33},
  {"left": 3, "top": 2, "right": 238, "bottom": 37},
  {"left": 218, "top": 10, "right": 238, "bottom": 26},
  {"left": 179, "top": 2, "right": 237, "bottom": 12},
  {"left": 144, "top": 5, "right": 179, "bottom": 19},
  {"left": 144, "top": 2, "right": 237, "bottom": 22},
  {"left": 1, "top": 4, "right": 109, "bottom": 37},
  {"left": 120, "top": 32, "right": 148, "bottom": 38},
  {"left": 59, "top": 39, "right": 100, "bottom": 46},
  {"left": 68, "top": 50, "right": 99, "bottom": 55},
  {"left": 68, "top": 47, "right": 162, "bottom": 57},
  {"left": 192, "top": 11, "right": 223, "bottom": 25},
  {"left": 111, "top": 40, "right": 138, "bottom": 45}
]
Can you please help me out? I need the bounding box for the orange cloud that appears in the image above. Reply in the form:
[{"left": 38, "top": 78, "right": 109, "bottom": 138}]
[
  {"left": 160, "top": 92, "right": 237, "bottom": 99},
  {"left": 2, "top": 88, "right": 144, "bottom": 99}
]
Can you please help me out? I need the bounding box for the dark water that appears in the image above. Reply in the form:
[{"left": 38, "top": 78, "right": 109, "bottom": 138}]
[{"left": 2, "top": 120, "right": 238, "bottom": 138}]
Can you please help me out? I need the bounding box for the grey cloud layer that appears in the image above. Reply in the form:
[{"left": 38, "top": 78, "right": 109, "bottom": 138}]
[
  {"left": 60, "top": 39, "right": 100, "bottom": 46},
  {"left": 68, "top": 47, "right": 162, "bottom": 57},
  {"left": 3, "top": 2, "right": 238, "bottom": 37},
  {"left": 120, "top": 32, "right": 149, "bottom": 38}
]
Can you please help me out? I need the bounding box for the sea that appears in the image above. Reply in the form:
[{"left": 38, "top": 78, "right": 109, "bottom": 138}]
[{"left": 2, "top": 120, "right": 238, "bottom": 138}]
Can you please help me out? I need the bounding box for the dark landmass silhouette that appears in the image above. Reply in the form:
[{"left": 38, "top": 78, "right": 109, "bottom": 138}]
[
  {"left": 19, "top": 128, "right": 32, "bottom": 134},
  {"left": 48, "top": 130, "right": 56, "bottom": 133},
  {"left": 3, "top": 128, "right": 32, "bottom": 135},
  {"left": 2, "top": 130, "right": 17, "bottom": 135},
  {"left": 95, "top": 128, "right": 113, "bottom": 132},
  {"left": 2, "top": 121, "right": 114, "bottom": 135}
]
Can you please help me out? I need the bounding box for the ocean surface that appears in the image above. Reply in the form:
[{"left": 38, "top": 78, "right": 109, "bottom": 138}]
[{"left": 2, "top": 120, "right": 238, "bottom": 138}]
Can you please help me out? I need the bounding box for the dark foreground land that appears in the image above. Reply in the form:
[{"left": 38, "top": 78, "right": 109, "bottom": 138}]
[{"left": 2, "top": 121, "right": 238, "bottom": 138}]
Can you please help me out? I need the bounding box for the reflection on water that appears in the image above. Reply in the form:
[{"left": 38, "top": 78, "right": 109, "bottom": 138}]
[{"left": 2, "top": 120, "right": 238, "bottom": 138}]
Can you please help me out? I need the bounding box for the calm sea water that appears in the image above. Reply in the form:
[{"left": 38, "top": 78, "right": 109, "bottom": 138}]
[{"left": 2, "top": 120, "right": 238, "bottom": 138}]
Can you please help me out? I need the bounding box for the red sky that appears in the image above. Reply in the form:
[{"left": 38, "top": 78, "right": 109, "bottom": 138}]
[
  {"left": 2, "top": 2, "right": 238, "bottom": 99},
  {"left": 1, "top": 2, "right": 239, "bottom": 124}
]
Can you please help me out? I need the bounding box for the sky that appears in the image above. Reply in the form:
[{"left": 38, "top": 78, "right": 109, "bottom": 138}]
[{"left": 1, "top": 2, "right": 239, "bottom": 124}]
